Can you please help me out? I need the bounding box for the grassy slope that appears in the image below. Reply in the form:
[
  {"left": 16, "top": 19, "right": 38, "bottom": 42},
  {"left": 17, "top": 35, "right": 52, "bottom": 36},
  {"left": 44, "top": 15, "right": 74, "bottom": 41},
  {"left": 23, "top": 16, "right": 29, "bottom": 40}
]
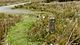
[
  {"left": 7, "top": 15, "right": 39, "bottom": 45},
  {"left": 12, "top": 1, "right": 80, "bottom": 45}
]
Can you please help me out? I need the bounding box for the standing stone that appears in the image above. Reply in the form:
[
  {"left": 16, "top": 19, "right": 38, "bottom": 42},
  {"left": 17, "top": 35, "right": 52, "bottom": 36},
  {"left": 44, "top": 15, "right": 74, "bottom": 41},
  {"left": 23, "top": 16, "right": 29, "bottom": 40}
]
[{"left": 49, "top": 17, "right": 55, "bottom": 33}]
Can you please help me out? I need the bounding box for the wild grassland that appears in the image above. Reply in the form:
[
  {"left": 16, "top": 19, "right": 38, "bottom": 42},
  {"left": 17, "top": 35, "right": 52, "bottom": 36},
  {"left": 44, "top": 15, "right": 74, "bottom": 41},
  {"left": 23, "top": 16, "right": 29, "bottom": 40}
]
[
  {"left": 0, "top": 13, "right": 21, "bottom": 45},
  {"left": 7, "top": 14, "right": 38, "bottom": 45},
  {"left": 13, "top": 2, "right": 80, "bottom": 45},
  {"left": 0, "top": 3, "right": 7, "bottom": 6},
  {"left": 0, "top": 0, "right": 30, "bottom": 6}
]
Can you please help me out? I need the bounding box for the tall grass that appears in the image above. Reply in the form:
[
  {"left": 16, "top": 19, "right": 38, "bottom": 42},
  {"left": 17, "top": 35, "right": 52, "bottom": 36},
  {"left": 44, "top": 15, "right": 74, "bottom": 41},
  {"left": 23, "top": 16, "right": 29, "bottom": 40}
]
[
  {"left": 0, "top": 13, "right": 21, "bottom": 45},
  {"left": 24, "top": 2, "right": 80, "bottom": 45},
  {"left": 10, "top": 1, "right": 80, "bottom": 45},
  {"left": 7, "top": 15, "right": 37, "bottom": 45}
]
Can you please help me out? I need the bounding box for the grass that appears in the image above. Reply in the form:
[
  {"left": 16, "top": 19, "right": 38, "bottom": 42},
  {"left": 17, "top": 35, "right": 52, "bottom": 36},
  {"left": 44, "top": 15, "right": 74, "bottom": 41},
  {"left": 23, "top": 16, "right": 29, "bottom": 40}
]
[
  {"left": 0, "top": 2, "right": 7, "bottom": 6},
  {"left": 0, "top": 0, "right": 30, "bottom": 6},
  {"left": 0, "top": 13, "right": 21, "bottom": 45},
  {"left": 12, "top": 1, "right": 80, "bottom": 45},
  {"left": 7, "top": 15, "right": 39, "bottom": 45},
  {"left": 6, "top": 1, "right": 80, "bottom": 45}
]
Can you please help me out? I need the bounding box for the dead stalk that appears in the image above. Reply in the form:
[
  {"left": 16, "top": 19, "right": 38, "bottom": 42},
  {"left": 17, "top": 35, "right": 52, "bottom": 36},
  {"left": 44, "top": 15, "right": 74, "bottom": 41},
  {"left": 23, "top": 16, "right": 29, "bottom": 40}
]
[{"left": 66, "top": 18, "right": 78, "bottom": 45}]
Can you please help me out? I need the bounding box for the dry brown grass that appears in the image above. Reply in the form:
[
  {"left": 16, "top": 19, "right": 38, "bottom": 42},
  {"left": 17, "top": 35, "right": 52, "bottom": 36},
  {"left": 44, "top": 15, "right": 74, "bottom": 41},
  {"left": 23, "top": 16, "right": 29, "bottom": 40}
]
[
  {"left": 0, "top": 13, "right": 21, "bottom": 45},
  {"left": 24, "top": 2, "right": 80, "bottom": 45}
]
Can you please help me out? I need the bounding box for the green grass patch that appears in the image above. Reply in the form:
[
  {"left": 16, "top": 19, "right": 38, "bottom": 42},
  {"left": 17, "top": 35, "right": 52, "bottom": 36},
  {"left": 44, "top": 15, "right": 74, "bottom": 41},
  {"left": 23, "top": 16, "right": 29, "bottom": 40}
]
[
  {"left": 0, "top": 13, "right": 21, "bottom": 45},
  {"left": 7, "top": 15, "right": 39, "bottom": 45}
]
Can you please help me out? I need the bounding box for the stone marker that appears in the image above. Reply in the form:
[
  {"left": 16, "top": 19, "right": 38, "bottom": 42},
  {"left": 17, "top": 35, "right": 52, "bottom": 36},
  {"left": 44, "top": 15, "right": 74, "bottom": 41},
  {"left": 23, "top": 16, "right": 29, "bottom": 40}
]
[{"left": 49, "top": 17, "right": 55, "bottom": 33}]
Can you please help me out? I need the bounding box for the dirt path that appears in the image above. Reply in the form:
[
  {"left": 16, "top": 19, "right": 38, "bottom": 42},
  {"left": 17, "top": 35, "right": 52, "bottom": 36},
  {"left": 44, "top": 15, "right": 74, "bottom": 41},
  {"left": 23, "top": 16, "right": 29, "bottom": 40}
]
[{"left": 0, "top": 2, "right": 33, "bottom": 14}]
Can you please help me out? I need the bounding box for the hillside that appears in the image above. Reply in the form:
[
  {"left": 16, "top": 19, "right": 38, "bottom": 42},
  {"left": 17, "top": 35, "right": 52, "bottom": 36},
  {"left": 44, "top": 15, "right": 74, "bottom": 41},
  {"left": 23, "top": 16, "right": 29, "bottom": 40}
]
[
  {"left": 7, "top": 1, "right": 80, "bottom": 45},
  {"left": 0, "top": 0, "right": 29, "bottom": 6},
  {"left": 0, "top": 0, "right": 80, "bottom": 45}
]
